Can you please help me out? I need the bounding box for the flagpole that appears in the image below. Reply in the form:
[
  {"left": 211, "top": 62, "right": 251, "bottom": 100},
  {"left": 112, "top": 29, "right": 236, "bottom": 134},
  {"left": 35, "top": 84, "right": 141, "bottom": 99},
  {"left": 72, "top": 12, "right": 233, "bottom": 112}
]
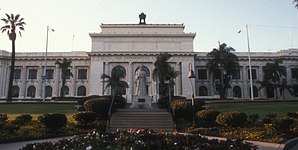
[{"left": 246, "top": 24, "right": 254, "bottom": 101}]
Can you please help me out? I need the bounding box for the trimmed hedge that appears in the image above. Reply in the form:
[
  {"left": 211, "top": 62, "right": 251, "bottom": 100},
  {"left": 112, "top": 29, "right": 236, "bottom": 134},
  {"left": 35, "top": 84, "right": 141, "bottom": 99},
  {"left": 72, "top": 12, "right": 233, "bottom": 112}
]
[
  {"left": 12, "top": 114, "right": 32, "bottom": 125},
  {"left": 73, "top": 111, "right": 99, "bottom": 124},
  {"left": 216, "top": 111, "right": 248, "bottom": 127},
  {"left": 38, "top": 113, "right": 67, "bottom": 130},
  {"left": 196, "top": 109, "right": 220, "bottom": 127},
  {"left": 0, "top": 113, "right": 8, "bottom": 123},
  {"left": 84, "top": 97, "right": 111, "bottom": 119},
  {"left": 171, "top": 99, "right": 204, "bottom": 120}
]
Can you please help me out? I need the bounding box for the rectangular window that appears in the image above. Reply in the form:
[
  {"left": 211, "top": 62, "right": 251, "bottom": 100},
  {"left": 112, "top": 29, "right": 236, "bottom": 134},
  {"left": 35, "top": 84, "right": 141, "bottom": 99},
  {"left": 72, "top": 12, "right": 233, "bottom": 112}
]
[
  {"left": 78, "top": 69, "right": 87, "bottom": 79},
  {"left": 61, "top": 69, "right": 71, "bottom": 79},
  {"left": 197, "top": 69, "right": 207, "bottom": 79},
  {"left": 291, "top": 68, "right": 298, "bottom": 79},
  {"left": 46, "top": 69, "right": 54, "bottom": 79},
  {"left": 232, "top": 69, "right": 241, "bottom": 79},
  {"left": 28, "top": 69, "right": 37, "bottom": 79},
  {"left": 248, "top": 69, "right": 257, "bottom": 79},
  {"left": 13, "top": 69, "right": 21, "bottom": 79}
]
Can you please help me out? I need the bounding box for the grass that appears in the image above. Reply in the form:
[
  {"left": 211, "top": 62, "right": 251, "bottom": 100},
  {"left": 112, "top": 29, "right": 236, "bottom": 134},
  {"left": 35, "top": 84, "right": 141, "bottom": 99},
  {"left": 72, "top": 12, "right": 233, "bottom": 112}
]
[
  {"left": 0, "top": 103, "right": 77, "bottom": 120},
  {"left": 208, "top": 101, "right": 298, "bottom": 118}
]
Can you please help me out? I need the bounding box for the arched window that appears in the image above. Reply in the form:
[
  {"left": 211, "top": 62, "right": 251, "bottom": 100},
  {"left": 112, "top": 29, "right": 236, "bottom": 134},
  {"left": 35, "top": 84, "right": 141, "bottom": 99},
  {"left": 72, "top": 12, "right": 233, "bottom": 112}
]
[
  {"left": 45, "top": 86, "right": 52, "bottom": 98},
  {"left": 233, "top": 86, "right": 242, "bottom": 98},
  {"left": 199, "top": 86, "right": 208, "bottom": 96},
  {"left": 27, "top": 85, "right": 36, "bottom": 98},
  {"left": 60, "top": 86, "right": 69, "bottom": 97},
  {"left": 111, "top": 65, "right": 127, "bottom": 95},
  {"left": 77, "top": 86, "right": 86, "bottom": 96},
  {"left": 112, "top": 65, "right": 126, "bottom": 77},
  {"left": 12, "top": 85, "right": 19, "bottom": 97},
  {"left": 266, "top": 86, "right": 274, "bottom": 98}
]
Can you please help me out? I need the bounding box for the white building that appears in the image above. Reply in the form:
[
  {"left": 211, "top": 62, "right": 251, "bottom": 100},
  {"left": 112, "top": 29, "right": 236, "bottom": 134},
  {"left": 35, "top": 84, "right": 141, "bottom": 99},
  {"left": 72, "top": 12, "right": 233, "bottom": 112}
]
[{"left": 0, "top": 14, "right": 298, "bottom": 101}]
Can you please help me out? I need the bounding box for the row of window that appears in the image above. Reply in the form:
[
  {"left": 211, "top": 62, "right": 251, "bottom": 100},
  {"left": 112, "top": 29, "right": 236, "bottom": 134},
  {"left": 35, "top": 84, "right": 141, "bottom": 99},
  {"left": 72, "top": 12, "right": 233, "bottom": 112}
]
[
  {"left": 198, "top": 85, "right": 259, "bottom": 98},
  {"left": 13, "top": 68, "right": 88, "bottom": 80},
  {"left": 197, "top": 68, "right": 298, "bottom": 80},
  {"left": 11, "top": 85, "right": 87, "bottom": 98}
]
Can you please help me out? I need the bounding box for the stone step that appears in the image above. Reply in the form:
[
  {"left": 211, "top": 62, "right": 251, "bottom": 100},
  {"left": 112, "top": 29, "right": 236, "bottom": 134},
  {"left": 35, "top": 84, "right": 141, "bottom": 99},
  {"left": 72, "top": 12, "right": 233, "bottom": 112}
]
[{"left": 108, "top": 108, "right": 175, "bottom": 132}]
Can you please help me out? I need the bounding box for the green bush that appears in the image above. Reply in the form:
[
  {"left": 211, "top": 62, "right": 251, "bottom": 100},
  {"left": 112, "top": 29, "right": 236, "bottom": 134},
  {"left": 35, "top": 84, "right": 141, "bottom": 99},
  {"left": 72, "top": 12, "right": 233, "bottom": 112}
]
[
  {"left": 196, "top": 109, "right": 220, "bottom": 127},
  {"left": 216, "top": 111, "right": 248, "bottom": 127},
  {"left": 287, "top": 112, "right": 298, "bottom": 118},
  {"left": 265, "top": 118, "right": 295, "bottom": 135},
  {"left": 84, "top": 97, "right": 111, "bottom": 118},
  {"left": 73, "top": 111, "right": 99, "bottom": 124},
  {"left": 38, "top": 113, "right": 67, "bottom": 130},
  {"left": 12, "top": 114, "right": 32, "bottom": 125},
  {"left": 171, "top": 99, "right": 204, "bottom": 120},
  {"left": 114, "top": 96, "right": 126, "bottom": 108},
  {"left": 0, "top": 113, "right": 8, "bottom": 123}
]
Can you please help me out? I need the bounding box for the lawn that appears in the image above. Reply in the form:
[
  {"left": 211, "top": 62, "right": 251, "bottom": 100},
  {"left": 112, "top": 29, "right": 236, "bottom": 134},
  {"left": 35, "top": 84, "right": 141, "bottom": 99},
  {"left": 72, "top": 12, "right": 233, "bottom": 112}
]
[
  {"left": 0, "top": 103, "right": 77, "bottom": 120},
  {"left": 208, "top": 101, "right": 298, "bottom": 118}
]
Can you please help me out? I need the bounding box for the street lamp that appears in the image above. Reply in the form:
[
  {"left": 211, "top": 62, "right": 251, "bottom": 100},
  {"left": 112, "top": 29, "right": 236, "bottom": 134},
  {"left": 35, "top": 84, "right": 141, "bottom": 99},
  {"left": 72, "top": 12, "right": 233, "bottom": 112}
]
[
  {"left": 245, "top": 24, "right": 254, "bottom": 101},
  {"left": 188, "top": 62, "right": 195, "bottom": 125},
  {"left": 42, "top": 26, "right": 54, "bottom": 101},
  {"left": 238, "top": 25, "right": 254, "bottom": 101}
]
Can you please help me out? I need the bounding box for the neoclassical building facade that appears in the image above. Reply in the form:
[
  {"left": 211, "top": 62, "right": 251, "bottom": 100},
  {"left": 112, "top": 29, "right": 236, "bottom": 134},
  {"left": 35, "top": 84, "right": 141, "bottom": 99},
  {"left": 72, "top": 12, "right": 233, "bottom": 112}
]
[{"left": 0, "top": 17, "right": 298, "bottom": 101}]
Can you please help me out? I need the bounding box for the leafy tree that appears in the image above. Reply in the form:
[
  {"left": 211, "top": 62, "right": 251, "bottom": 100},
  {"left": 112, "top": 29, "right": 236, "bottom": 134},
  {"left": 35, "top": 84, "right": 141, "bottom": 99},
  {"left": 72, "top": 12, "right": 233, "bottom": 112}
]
[
  {"left": 0, "top": 14, "right": 26, "bottom": 101},
  {"left": 259, "top": 59, "right": 293, "bottom": 99},
  {"left": 207, "top": 43, "right": 239, "bottom": 99},
  {"left": 55, "top": 58, "right": 73, "bottom": 97},
  {"left": 101, "top": 68, "right": 128, "bottom": 116}
]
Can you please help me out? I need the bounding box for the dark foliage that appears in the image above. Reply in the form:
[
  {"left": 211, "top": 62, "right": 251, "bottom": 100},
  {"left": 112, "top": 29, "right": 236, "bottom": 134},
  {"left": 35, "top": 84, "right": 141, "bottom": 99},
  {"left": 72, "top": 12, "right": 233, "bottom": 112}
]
[{"left": 38, "top": 113, "right": 67, "bottom": 130}]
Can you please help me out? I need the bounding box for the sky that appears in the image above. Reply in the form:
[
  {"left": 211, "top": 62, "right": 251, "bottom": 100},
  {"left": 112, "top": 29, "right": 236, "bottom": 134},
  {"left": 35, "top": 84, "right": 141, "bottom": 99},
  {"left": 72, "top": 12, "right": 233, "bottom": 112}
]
[{"left": 0, "top": 0, "right": 298, "bottom": 53}]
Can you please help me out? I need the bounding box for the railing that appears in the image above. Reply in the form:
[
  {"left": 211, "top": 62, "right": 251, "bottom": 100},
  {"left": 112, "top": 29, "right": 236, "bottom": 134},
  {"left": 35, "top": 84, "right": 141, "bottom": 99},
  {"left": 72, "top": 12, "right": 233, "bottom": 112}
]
[
  {"left": 168, "top": 95, "right": 177, "bottom": 130},
  {"left": 106, "top": 96, "right": 115, "bottom": 131}
]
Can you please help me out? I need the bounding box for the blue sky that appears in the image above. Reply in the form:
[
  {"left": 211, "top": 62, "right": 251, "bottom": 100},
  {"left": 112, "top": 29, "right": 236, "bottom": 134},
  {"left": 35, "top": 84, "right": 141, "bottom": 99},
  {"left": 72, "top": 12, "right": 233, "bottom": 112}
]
[{"left": 0, "top": 0, "right": 298, "bottom": 52}]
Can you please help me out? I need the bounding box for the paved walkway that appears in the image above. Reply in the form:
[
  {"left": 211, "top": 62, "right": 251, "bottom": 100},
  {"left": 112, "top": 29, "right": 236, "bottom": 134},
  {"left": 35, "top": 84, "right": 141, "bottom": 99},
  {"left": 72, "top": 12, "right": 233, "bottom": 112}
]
[{"left": 0, "top": 135, "right": 296, "bottom": 150}]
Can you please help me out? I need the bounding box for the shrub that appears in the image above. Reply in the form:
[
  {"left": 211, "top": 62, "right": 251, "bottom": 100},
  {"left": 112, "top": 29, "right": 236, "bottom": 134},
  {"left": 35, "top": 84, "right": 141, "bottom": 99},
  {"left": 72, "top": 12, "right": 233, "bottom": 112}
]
[
  {"left": 0, "top": 113, "right": 8, "bottom": 123},
  {"left": 38, "top": 113, "right": 67, "bottom": 130},
  {"left": 171, "top": 99, "right": 204, "bottom": 120},
  {"left": 265, "top": 113, "right": 277, "bottom": 119},
  {"left": 216, "top": 111, "right": 248, "bottom": 127},
  {"left": 276, "top": 118, "right": 294, "bottom": 132},
  {"left": 287, "top": 112, "right": 298, "bottom": 119},
  {"left": 196, "top": 109, "right": 220, "bottom": 127},
  {"left": 114, "top": 96, "right": 126, "bottom": 108},
  {"left": 84, "top": 97, "right": 111, "bottom": 118},
  {"left": 248, "top": 114, "right": 259, "bottom": 126},
  {"left": 73, "top": 111, "right": 99, "bottom": 124},
  {"left": 12, "top": 114, "right": 32, "bottom": 125}
]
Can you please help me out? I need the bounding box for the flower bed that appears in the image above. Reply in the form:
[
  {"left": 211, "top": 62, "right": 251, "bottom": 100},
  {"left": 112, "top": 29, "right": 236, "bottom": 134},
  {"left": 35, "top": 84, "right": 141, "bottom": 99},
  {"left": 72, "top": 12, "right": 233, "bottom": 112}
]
[{"left": 21, "top": 129, "right": 257, "bottom": 150}]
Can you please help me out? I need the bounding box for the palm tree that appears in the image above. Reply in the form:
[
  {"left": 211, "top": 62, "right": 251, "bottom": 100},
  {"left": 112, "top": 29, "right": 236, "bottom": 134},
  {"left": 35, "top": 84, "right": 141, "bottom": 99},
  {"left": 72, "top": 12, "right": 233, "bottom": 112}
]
[
  {"left": 153, "top": 52, "right": 174, "bottom": 97},
  {"left": 207, "top": 43, "right": 239, "bottom": 99},
  {"left": 55, "top": 58, "right": 73, "bottom": 97},
  {"left": 294, "top": 0, "right": 298, "bottom": 9},
  {"left": 101, "top": 67, "right": 128, "bottom": 116},
  {"left": 1, "top": 13, "right": 26, "bottom": 102},
  {"left": 259, "top": 59, "right": 292, "bottom": 99}
]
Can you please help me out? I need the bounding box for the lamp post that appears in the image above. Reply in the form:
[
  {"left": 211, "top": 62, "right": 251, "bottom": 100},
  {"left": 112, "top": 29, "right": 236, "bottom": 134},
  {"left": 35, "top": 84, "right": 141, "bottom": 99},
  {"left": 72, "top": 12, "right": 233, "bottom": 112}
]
[
  {"left": 246, "top": 24, "right": 254, "bottom": 101},
  {"left": 188, "top": 62, "right": 195, "bottom": 125},
  {"left": 42, "top": 26, "right": 54, "bottom": 101}
]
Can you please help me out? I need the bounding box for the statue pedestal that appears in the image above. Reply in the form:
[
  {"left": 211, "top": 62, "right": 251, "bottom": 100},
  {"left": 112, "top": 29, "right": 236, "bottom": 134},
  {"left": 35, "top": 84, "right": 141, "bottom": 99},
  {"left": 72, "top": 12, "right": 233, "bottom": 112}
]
[{"left": 130, "top": 95, "right": 152, "bottom": 109}]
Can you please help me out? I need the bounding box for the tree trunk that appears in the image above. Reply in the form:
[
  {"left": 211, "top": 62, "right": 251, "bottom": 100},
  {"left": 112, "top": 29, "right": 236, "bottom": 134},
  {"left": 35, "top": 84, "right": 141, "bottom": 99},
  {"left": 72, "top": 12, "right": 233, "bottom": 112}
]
[{"left": 7, "top": 39, "right": 16, "bottom": 102}]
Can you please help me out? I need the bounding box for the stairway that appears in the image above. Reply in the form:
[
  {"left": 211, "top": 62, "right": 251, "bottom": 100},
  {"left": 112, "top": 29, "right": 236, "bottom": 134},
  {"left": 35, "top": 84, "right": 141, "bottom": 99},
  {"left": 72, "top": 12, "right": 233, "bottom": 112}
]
[{"left": 108, "top": 108, "right": 175, "bottom": 132}]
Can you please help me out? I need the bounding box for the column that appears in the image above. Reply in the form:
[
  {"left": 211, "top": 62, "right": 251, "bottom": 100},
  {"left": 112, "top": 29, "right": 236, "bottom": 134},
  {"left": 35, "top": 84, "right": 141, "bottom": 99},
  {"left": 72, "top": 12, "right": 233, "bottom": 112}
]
[
  {"left": 71, "top": 66, "right": 76, "bottom": 96},
  {"left": 127, "top": 62, "right": 133, "bottom": 103},
  {"left": 53, "top": 65, "right": 60, "bottom": 97},
  {"left": 36, "top": 66, "right": 43, "bottom": 98},
  {"left": 19, "top": 66, "right": 27, "bottom": 98},
  {"left": 242, "top": 66, "right": 249, "bottom": 99}
]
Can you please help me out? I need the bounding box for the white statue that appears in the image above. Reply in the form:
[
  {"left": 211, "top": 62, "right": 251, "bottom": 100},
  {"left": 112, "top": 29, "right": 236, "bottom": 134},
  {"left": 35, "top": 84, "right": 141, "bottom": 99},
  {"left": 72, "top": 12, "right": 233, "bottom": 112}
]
[{"left": 135, "top": 65, "right": 147, "bottom": 96}]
